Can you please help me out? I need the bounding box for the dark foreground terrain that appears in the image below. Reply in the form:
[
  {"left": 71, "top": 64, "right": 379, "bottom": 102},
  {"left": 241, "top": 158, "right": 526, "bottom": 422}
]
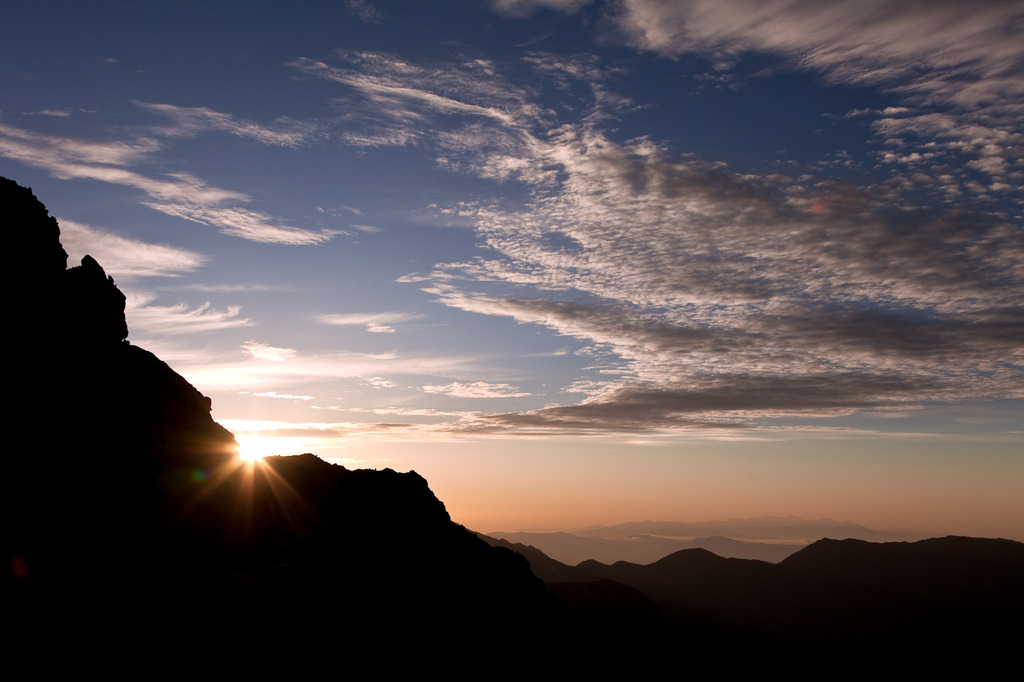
[{"left": 4, "top": 177, "right": 1022, "bottom": 672}]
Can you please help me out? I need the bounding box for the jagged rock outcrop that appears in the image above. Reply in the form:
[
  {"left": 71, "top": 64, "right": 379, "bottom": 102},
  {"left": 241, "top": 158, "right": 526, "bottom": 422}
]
[{"left": 62, "top": 254, "right": 128, "bottom": 346}]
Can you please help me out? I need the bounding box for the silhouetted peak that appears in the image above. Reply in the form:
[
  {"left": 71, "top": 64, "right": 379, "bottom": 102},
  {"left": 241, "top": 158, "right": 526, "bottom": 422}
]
[
  {"left": 1, "top": 177, "right": 68, "bottom": 280},
  {"left": 653, "top": 546, "right": 722, "bottom": 565},
  {"left": 1, "top": 177, "right": 129, "bottom": 350}
]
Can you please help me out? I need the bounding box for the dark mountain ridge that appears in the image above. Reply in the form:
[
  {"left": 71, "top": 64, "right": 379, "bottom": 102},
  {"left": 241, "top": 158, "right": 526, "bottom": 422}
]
[
  {"left": 490, "top": 532, "right": 1024, "bottom": 657},
  {"left": 2, "top": 178, "right": 563, "bottom": 665}
]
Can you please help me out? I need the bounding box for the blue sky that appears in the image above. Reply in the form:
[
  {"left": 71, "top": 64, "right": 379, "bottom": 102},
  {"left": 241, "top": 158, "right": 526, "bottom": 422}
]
[{"left": 3, "top": 0, "right": 1023, "bottom": 538}]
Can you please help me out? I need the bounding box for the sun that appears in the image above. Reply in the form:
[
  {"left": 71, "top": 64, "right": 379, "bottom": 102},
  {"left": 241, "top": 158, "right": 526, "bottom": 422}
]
[{"left": 235, "top": 434, "right": 277, "bottom": 463}]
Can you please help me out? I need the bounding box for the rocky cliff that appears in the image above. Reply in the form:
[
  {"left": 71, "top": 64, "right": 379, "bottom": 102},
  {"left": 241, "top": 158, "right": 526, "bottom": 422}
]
[{"left": 2, "top": 178, "right": 563, "bottom": 665}]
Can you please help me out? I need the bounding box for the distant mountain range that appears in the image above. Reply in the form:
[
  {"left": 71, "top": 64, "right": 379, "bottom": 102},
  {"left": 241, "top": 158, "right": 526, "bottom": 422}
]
[
  {"left": 5, "top": 177, "right": 1020, "bottom": 671},
  {"left": 484, "top": 532, "right": 1024, "bottom": 660},
  {"left": 488, "top": 517, "right": 925, "bottom": 565}
]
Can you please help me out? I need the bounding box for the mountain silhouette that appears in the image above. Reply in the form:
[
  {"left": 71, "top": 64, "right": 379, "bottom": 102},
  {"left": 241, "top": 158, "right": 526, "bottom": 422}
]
[
  {"left": 489, "top": 531, "right": 1024, "bottom": 662},
  {"left": 488, "top": 529, "right": 806, "bottom": 564},
  {"left": 2, "top": 178, "right": 564, "bottom": 668}
]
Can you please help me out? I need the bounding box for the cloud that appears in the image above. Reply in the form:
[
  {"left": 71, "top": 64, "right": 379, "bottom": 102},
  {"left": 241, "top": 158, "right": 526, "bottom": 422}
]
[
  {"left": 452, "top": 374, "right": 948, "bottom": 434},
  {"left": 344, "top": 0, "right": 387, "bottom": 23},
  {"left": 415, "top": 130, "right": 1024, "bottom": 411},
  {"left": 215, "top": 418, "right": 463, "bottom": 444},
  {"left": 421, "top": 381, "right": 531, "bottom": 398},
  {"left": 125, "top": 291, "right": 254, "bottom": 337},
  {"left": 171, "top": 283, "right": 288, "bottom": 293},
  {"left": 606, "top": 0, "right": 1024, "bottom": 189},
  {"left": 148, "top": 196, "right": 341, "bottom": 245},
  {"left": 253, "top": 391, "right": 314, "bottom": 401},
  {"left": 291, "top": 55, "right": 518, "bottom": 125},
  {"left": 134, "top": 101, "right": 320, "bottom": 147},
  {"left": 344, "top": 406, "right": 472, "bottom": 418},
  {"left": 176, "top": 350, "right": 484, "bottom": 393},
  {"left": 487, "top": 0, "right": 592, "bottom": 17},
  {"left": 27, "top": 108, "right": 76, "bottom": 117},
  {"left": 288, "top": 53, "right": 558, "bottom": 182},
  {"left": 59, "top": 220, "right": 207, "bottom": 278},
  {"left": 609, "top": 0, "right": 1024, "bottom": 87},
  {"left": 317, "top": 311, "right": 423, "bottom": 333},
  {"left": 362, "top": 376, "right": 397, "bottom": 389},
  {"left": 242, "top": 341, "right": 298, "bottom": 362},
  {"left": 0, "top": 122, "right": 158, "bottom": 166},
  {"left": 0, "top": 123, "right": 337, "bottom": 245}
]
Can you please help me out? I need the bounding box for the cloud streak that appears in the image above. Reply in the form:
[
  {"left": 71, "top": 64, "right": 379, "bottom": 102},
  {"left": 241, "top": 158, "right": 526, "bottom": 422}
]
[
  {"left": 59, "top": 220, "right": 208, "bottom": 278},
  {"left": 177, "top": 348, "right": 486, "bottom": 394},
  {"left": 421, "top": 381, "right": 531, "bottom": 399},
  {"left": 0, "top": 122, "right": 337, "bottom": 245},
  {"left": 134, "top": 101, "right": 321, "bottom": 148},
  {"left": 125, "top": 292, "right": 254, "bottom": 337},
  {"left": 317, "top": 311, "right": 424, "bottom": 334}
]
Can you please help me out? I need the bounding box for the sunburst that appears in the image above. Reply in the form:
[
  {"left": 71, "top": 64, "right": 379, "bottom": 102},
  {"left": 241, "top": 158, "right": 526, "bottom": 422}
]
[{"left": 235, "top": 434, "right": 278, "bottom": 463}]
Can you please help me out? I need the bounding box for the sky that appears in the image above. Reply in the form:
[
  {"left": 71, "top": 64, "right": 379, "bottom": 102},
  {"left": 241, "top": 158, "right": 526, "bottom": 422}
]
[{"left": 3, "top": 0, "right": 1023, "bottom": 540}]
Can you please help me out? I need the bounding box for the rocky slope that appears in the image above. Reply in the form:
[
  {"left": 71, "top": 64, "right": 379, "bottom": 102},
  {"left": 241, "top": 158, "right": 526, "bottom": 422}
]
[{"left": 2, "top": 177, "right": 563, "bottom": 666}]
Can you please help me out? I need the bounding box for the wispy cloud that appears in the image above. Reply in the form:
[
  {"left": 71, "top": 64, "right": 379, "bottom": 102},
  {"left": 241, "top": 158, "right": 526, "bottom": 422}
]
[
  {"left": 609, "top": 0, "right": 1024, "bottom": 92},
  {"left": 59, "top": 220, "right": 207, "bottom": 278},
  {"left": 288, "top": 53, "right": 557, "bottom": 182},
  {"left": 451, "top": 375, "right": 942, "bottom": 435},
  {"left": 170, "top": 283, "right": 289, "bottom": 293},
  {"left": 0, "top": 122, "right": 159, "bottom": 166},
  {"left": 125, "top": 291, "right": 254, "bottom": 337},
  {"left": 608, "top": 0, "right": 1024, "bottom": 193},
  {"left": 350, "top": 223, "right": 382, "bottom": 233},
  {"left": 487, "top": 0, "right": 592, "bottom": 17},
  {"left": 134, "top": 101, "right": 321, "bottom": 147},
  {"left": 0, "top": 123, "right": 337, "bottom": 245},
  {"left": 216, "top": 418, "right": 464, "bottom": 444},
  {"left": 253, "top": 391, "right": 314, "bottom": 401},
  {"left": 26, "top": 108, "right": 77, "bottom": 117},
  {"left": 177, "top": 349, "right": 483, "bottom": 393},
  {"left": 344, "top": 0, "right": 387, "bottom": 24},
  {"left": 242, "top": 341, "right": 298, "bottom": 362},
  {"left": 421, "top": 381, "right": 531, "bottom": 398},
  {"left": 317, "top": 311, "right": 423, "bottom": 333}
]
